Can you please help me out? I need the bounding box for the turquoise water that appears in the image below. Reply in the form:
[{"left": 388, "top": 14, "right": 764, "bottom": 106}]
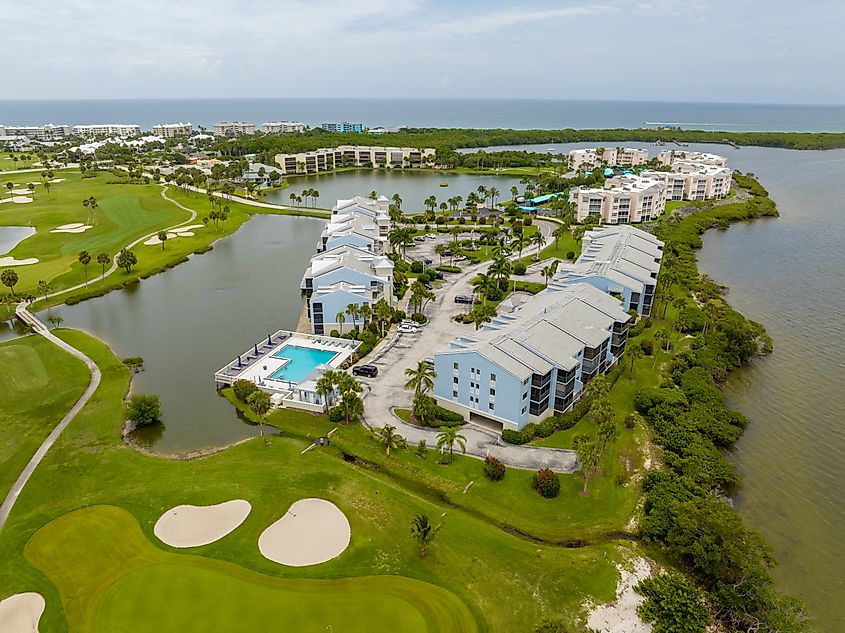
[{"left": 269, "top": 345, "right": 337, "bottom": 383}]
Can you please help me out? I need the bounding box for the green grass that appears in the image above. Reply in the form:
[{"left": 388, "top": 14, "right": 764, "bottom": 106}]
[
  {"left": 0, "top": 330, "right": 624, "bottom": 632},
  {"left": 26, "top": 505, "right": 475, "bottom": 633},
  {"left": 0, "top": 334, "right": 89, "bottom": 500}
]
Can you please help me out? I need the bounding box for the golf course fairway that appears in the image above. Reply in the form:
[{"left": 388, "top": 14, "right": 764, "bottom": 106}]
[{"left": 24, "top": 505, "right": 479, "bottom": 632}]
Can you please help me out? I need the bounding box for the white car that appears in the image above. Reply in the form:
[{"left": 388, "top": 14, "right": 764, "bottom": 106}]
[
  {"left": 426, "top": 233, "right": 437, "bottom": 239},
  {"left": 397, "top": 324, "right": 419, "bottom": 334}
]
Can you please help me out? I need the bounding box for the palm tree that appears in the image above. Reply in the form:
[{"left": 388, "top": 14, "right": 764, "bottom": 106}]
[
  {"left": 410, "top": 513, "right": 441, "bottom": 557},
  {"left": 373, "top": 298, "right": 393, "bottom": 337},
  {"left": 436, "top": 426, "right": 467, "bottom": 463},
  {"left": 5, "top": 182, "right": 14, "bottom": 199},
  {"left": 474, "top": 272, "right": 497, "bottom": 304},
  {"left": 628, "top": 343, "right": 643, "bottom": 377},
  {"left": 47, "top": 314, "right": 64, "bottom": 329},
  {"left": 404, "top": 360, "right": 437, "bottom": 396},
  {"left": 359, "top": 303, "right": 372, "bottom": 329},
  {"left": 488, "top": 186, "right": 500, "bottom": 209},
  {"left": 157, "top": 230, "right": 168, "bottom": 250},
  {"left": 346, "top": 303, "right": 361, "bottom": 333},
  {"left": 315, "top": 369, "right": 338, "bottom": 410},
  {"left": 391, "top": 193, "right": 402, "bottom": 210},
  {"left": 510, "top": 186, "right": 519, "bottom": 201},
  {"left": 434, "top": 243, "right": 446, "bottom": 265},
  {"left": 369, "top": 190, "right": 378, "bottom": 200},
  {"left": 1, "top": 269, "right": 19, "bottom": 296},
  {"left": 530, "top": 231, "right": 545, "bottom": 257},
  {"left": 488, "top": 256, "right": 512, "bottom": 285},
  {"left": 97, "top": 252, "right": 110, "bottom": 282},
  {"left": 36, "top": 280, "right": 52, "bottom": 302},
  {"left": 335, "top": 311, "right": 345, "bottom": 335},
  {"left": 247, "top": 390, "right": 272, "bottom": 443},
  {"left": 78, "top": 250, "right": 91, "bottom": 284},
  {"left": 511, "top": 232, "right": 528, "bottom": 258},
  {"left": 371, "top": 424, "right": 405, "bottom": 456},
  {"left": 552, "top": 225, "right": 569, "bottom": 249}
]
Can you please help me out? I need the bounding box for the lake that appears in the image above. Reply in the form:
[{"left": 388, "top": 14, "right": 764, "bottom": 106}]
[
  {"left": 0, "top": 225, "right": 35, "bottom": 255},
  {"left": 265, "top": 169, "right": 522, "bottom": 212}
]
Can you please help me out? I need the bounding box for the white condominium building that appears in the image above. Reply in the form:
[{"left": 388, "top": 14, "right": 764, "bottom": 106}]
[
  {"left": 0, "top": 124, "right": 71, "bottom": 141},
  {"left": 569, "top": 147, "right": 649, "bottom": 169},
  {"left": 151, "top": 122, "right": 193, "bottom": 138},
  {"left": 212, "top": 121, "right": 256, "bottom": 137},
  {"left": 274, "top": 145, "right": 436, "bottom": 174},
  {"left": 318, "top": 196, "right": 391, "bottom": 255},
  {"left": 262, "top": 121, "right": 306, "bottom": 134},
  {"left": 643, "top": 164, "right": 731, "bottom": 201},
  {"left": 656, "top": 150, "right": 728, "bottom": 168},
  {"left": 72, "top": 124, "right": 141, "bottom": 138},
  {"left": 571, "top": 174, "right": 666, "bottom": 224}
]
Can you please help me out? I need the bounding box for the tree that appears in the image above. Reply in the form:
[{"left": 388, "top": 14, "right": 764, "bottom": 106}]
[
  {"left": 530, "top": 231, "right": 545, "bottom": 256},
  {"left": 373, "top": 298, "right": 392, "bottom": 337},
  {"left": 157, "top": 230, "right": 168, "bottom": 250},
  {"left": 405, "top": 360, "right": 437, "bottom": 396},
  {"left": 345, "top": 303, "right": 361, "bottom": 333},
  {"left": 78, "top": 250, "right": 92, "bottom": 284},
  {"left": 116, "top": 248, "right": 137, "bottom": 273},
  {"left": 315, "top": 369, "right": 338, "bottom": 410},
  {"left": 628, "top": 343, "right": 644, "bottom": 377},
  {"left": 510, "top": 185, "right": 519, "bottom": 201},
  {"left": 47, "top": 313, "right": 64, "bottom": 329},
  {"left": 335, "top": 311, "right": 345, "bottom": 335},
  {"left": 436, "top": 426, "right": 467, "bottom": 463},
  {"left": 336, "top": 372, "right": 364, "bottom": 423},
  {"left": 573, "top": 434, "right": 601, "bottom": 494},
  {"left": 125, "top": 394, "right": 161, "bottom": 427},
  {"left": 371, "top": 423, "right": 406, "bottom": 456},
  {"left": 97, "top": 252, "right": 111, "bottom": 281},
  {"left": 412, "top": 393, "right": 437, "bottom": 426},
  {"left": 434, "top": 243, "right": 446, "bottom": 265},
  {"left": 1, "top": 269, "right": 19, "bottom": 296},
  {"left": 410, "top": 513, "right": 441, "bottom": 557},
  {"left": 36, "top": 280, "right": 52, "bottom": 301},
  {"left": 488, "top": 186, "right": 500, "bottom": 208},
  {"left": 635, "top": 573, "right": 711, "bottom": 633},
  {"left": 248, "top": 389, "right": 272, "bottom": 443},
  {"left": 532, "top": 468, "right": 561, "bottom": 498},
  {"left": 409, "top": 280, "right": 435, "bottom": 315},
  {"left": 5, "top": 182, "right": 13, "bottom": 199}
]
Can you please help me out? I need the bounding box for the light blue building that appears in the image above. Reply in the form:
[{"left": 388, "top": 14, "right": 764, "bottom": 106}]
[
  {"left": 433, "top": 283, "right": 630, "bottom": 432},
  {"left": 551, "top": 225, "right": 664, "bottom": 317},
  {"left": 321, "top": 122, "right": 364, "bottom": 133}
]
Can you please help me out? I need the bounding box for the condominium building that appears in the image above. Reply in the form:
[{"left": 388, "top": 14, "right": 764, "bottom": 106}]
[
  {"left": 301, "top": 244, "right": 395, "bottom": 335},
  {"left": 0, "top": 124, "right": 71, "bottom": 141},
  {"left": 151, "top": 122, "right": 193, "bottom": 138},
  {"left": 656, "top": 150, "right": 728, "bottom": 168},
  {"left": 321, "top": 122, "right": 364, "bottom": 133},
  {"left": 432, "top": 283, "right": 631, "bottom": 432},
  {"left": 262, "top": 121, "right": 306, "bottom": 134},
  {"left": 274, "top": 145, "right": 435, "bottom": 174},
  {"left": 571, "top": 174, "right": 667, "bottom": 224},
  {"left": 569, "top": 147, "right": 649, "bottom": 169},
  {"left": 642, "top": 164, "right": 731, "bottom": 201},
  {"left": 317, "top": 196, "right": 391, "bottom": 255},
  {"left": 551, "top": 225, "right": 664, "bottom": 317},
  {"left": 72, "top": 124, "right": 141, "bottom": 138},
  {"left": 212, "top": 121, "right": 256, "bottom": 137}
]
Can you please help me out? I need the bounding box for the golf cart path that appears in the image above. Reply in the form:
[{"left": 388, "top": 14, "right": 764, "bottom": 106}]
[{"left": 0, "top": 305, "right": 101, "bottom": 533}]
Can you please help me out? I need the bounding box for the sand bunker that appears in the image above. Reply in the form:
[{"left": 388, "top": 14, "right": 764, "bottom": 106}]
[
  {"left": 259, "top": 498, "right": 350, "bottom": 567},
  {"left": 0, "top": 592, "right": 45, "bottom": 633},
  {"left": 50, "top": 178, "right": 65, "bottom": 183},
  {"left": 10, "top": 196, "right": 33, "bottom": 204},
  {"left": 176, "top": 231, "right": 195, "bottom": 236},
  {"left": 144, "top": 227, "right": 201, "bottom": 246},
  {"left": 51, "top": 223, "right": 93, "bottom": 234},
  {"left": 11, "top": 189, "right": 31, "bottom": 195},
  {"left": 173, "top": 224, "right": 204, "bottom": 232},
  {"left": 154, "top": 500, "right": 251, "bottom": 548},
  {"left": 0, "top": 256, "right": 39, "bottom": 266},
  {"left": 587, "top": 557, "right": 653, "bottom": 633}
]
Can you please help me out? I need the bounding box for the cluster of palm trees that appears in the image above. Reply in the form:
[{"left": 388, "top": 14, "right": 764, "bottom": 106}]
[
  {"left": 315, "top": 369, "right": 364, "bottom": 422},
  {"left": 290, "top": 188, "right": 319, "bottom": 207},
  {"left": 474, "top": 185, "right": 500, "bottom": 209},
  {"left": 335, "top": 298, "right": 393, "bottom": 337},
  {"left": 572, "top": 375, "right": 617, "bottom": 495}
]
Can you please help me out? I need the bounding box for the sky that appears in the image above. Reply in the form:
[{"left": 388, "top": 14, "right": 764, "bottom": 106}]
[{"left": 1, "top": 0, "right": 843, "bottom": 104}]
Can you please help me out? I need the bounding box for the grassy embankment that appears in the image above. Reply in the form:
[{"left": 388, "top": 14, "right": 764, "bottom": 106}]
[{"left": 0, "top": 330, "right": 626, "bottom": 633}]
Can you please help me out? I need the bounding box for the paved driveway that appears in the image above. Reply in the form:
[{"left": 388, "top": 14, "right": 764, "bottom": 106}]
[{"left": 358, "top": 258, "right": 579, "bottom": 473}]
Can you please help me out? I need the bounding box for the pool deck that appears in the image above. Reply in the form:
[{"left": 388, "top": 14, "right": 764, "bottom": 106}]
[{"left": 214, "top": 329, "right": 360, "bottom": 401}]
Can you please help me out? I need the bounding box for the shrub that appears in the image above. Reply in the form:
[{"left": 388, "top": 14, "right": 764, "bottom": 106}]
[
  {"left": 125, "top": 394, "right": 161, "bottom": 427},
  {"left": 532, "top": 468, "right": 560, "bottom": 498},
  {"left": 329, "top": 329, "right": 340, "bottom": 337},
  {"left": 523, "top": 217, "right": 533, "bottom": 226},
  {"left": 624, "top": 412, "right": 643, "bottom": 430},
  {"left": 435, "top": 216, "right": 446, "bottom": 224},
  {"left": 536, "top": 416, "right": 557, "bottom": 438},
  {"left": 458, "top": 217, "right": 466, "bottom": 224},
  {"left": 436, "top": 265, "right": 461, "bottom": 273},
  {"left": 193, "top": 245, "right": 213, "bottom": 255},
  {"left": 327, "top": 406, "right": 345, "bottom": 423},
  {"left": 641, "top": 338, "right": 654, "bottom": 356},
  {"left": 635, "top": 573, "right": 710, "bottom": 633},
  {"left": 411, "top": 312, "right": 427, "bottom": 324},
  {"left": 512, "top": 260, "right": 528, "bottom": 275},
  {"left": 566, "top": 250, "right": 575, "bottom": 260},
  {"left": 484, "top": 456, "right": 506, "bottom": 481},
  {"left": 410, "top": 261, "right": 424, "bottom": 273},
  {"left": 232, "top": 379, "right": 259, "bottom": 401},
  {"left": 534, "top": 618, "right": 570, "bottom": 633}
]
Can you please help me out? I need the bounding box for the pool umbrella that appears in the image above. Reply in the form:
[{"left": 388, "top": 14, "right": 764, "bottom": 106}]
[
  {"left": 268, "top": 334, "right": 272, "bottom": 346},
  {"left": 237, "top": 355, "right": 242, "bottom": 368},
  {"left": 254, "top": 343, "right": 259, "bottom": 355}
]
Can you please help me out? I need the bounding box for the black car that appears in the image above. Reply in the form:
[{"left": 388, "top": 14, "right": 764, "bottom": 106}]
[
  {"left": 454, "top": 295, "right": 475, "bottom": 304},
  {"left": 352, "top": 364, "right": 378, "bottom": 378}
]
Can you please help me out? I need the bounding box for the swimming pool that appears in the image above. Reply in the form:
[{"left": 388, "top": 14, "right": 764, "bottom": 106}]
[{"left": 268, "top": 345, "right": 338, "bottom": 383}]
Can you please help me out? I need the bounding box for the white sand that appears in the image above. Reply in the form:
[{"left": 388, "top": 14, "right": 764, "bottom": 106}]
[
  {"left": 11, "top": 197, "right": 33, "bottom": 204},
  {"left": 0, "top": 256, "right": 39, "bottom": 266},
  {"left": 173, "top": 224, "right": 204, "bottom": 232},
  {"left": 11, "top": 189, "right": 31, "bottom": 195},
  {"left": 587, "top": 557, "right": 653, "bottom": 633},
  {"left": 50, "top": 178, "right": 65, "bottom": 183},
  {"left": 50, "top": 225, "right": 93, "bottom": 234},
  {"left": 154, "top": 499, "right": 251, "bottom": 548},
  {"left": 176, "top": 231, "right": 195, "bottom": 236},
  {"left": 259, "top": 498, "right": 351, "bottom": 567},
  {"left": 0, "top": 592, "right": 45, "bottom": 633},
  {"left": 56, "top": 223, "right": 85, "bottom": 230}
]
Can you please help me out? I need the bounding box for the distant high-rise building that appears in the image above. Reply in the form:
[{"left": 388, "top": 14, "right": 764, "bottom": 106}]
[
  {"left": 72, "top": 124, "right": 141, "bottom": 138},
  {"left": 151, "top": 122, "right": 193, "bottom": 138},
  {"left": 262, "top": 121, "right": 306, "bottom": 134},
  {"left": 321, "top": 122, "right": 364, "bottom": 133},
  {"left": 212, "top": 121, "right": 256, "bottom": 137}
]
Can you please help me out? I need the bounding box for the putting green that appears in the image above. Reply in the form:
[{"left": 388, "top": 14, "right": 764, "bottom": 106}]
[
  {"left": 25, "top": 505, "right": 478, "bottom": 633},
  {"left": 0, "top": 345, "right": 50, "bottom": 398}
]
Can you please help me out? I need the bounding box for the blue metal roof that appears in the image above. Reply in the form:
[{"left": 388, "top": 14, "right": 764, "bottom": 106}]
[{"left": 528, "top": 191, "right": 567, "bottom": 204}]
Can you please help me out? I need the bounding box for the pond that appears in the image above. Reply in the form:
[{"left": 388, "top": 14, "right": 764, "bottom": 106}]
[
  {"left": 265, "top": 169, "right": 522, "bottom": 211},
  {"left": 0, "top": 225, "right": 36, "bottom": 255}
]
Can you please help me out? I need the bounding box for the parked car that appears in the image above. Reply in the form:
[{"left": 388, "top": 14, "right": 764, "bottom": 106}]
[
  {"left": 454, "top": 294, "right": 475, "bottom": 304},
  {"left": 422, "top": 357, "right": 435, "bottom": 366},
  {"left": 352, "top": 364, "right": 378, "bottom": 378},
  {"left": 414, "top": 235, "right": 426, "bottom": 242},
  {"left": 423, "top": 258, "right": 433, "bottom": 266},
  {"left": 434, "top": 271, "right": 444, "bottom": 280},
  {"left": 401, "top": 319, "right": 422, "bottom": 328},
  {"left": 397, "top": 324, "right": 420, "bottom": 334},
  {"left": 426, "top": 233, "right": 437, "bottom": 239},
  {"left": 443, "top": 249, "right": 452, "bottom": 256}
]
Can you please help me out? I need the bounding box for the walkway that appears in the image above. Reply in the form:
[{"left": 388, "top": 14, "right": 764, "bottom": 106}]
[
  {"left": 357, "top": 255, "right": 579, "bottom": 474},
  {"left": 0, "top": 305, "right": 101, "bottom": 533}
]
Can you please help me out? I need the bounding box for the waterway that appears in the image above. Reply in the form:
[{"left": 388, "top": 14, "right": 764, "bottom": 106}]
[
  {"left": 0, "top": 226, "right": 35, "bottom": 255},
  {"left": 265, "top": 170, "right": 521, "bottom": 212}
]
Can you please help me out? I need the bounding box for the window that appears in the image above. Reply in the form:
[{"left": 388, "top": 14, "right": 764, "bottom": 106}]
[
  {"left": 489, "top": 388, "right": 496, "bottom": 396},
  {"left": 453, "top": 376, "right": 459, "bottom": 384},
  {"left": 452, "top": 389, "right": 458, "bottom": 398},
  {"left": 489, "top": 402, "right": 495, "bottom": 411},
  {"left": 490, "top": 373, "right": 496, "bottom": 382},
  {"left": 521, "top": 405, "right": 527, "bottom": 414},
  {"left": 453, "top": 362, "right": 459, "bottom": 370},
  {"left": 522, "top": 391, "right": 528, "bottom": 400}
]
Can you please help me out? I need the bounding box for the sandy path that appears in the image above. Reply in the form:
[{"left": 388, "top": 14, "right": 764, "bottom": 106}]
[
  {"left": 587, "top": 557, "right": 653, "bottom": 633},
  {"left": 154, "top": 499, "right": 251, "bottom": 547},
  {"left": 0, "top": 592, "right": 45, "bottom": 632},
  {"left": 259, "top": 498, "right": 350, "bottom": 567}
]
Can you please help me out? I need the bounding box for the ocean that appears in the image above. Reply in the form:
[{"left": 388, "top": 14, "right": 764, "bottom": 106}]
[{"left": 2, "top": 98, "right": 845, "bottom": 132}]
